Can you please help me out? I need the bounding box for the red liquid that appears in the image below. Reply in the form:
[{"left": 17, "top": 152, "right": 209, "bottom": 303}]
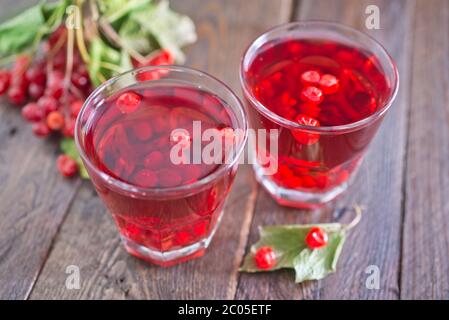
[
  {"left": 244, "top": 38, "right": 390, "bottom": 199},
  {"left": 83, "top": 85, "right": 237, "bottom": 265}
]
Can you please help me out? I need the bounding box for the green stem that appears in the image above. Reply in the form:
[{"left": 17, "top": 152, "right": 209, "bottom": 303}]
[{"left": 99, "top": 61, "right": 125, "bottom": 73}]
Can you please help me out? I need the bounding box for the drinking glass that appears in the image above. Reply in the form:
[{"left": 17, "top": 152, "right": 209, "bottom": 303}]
[
  {"left": 240, "top": 22, "right": 399, "bottom": 208},
  {"left": 76, "top": 66, "right": 248, "bottom": 266}
]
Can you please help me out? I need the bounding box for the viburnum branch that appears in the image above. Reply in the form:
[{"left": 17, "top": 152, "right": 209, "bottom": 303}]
[
  {"left": 48, "top": 29, "right": 67, "bottom": 59},
  {"left": 75, "top": 0, "right": 90, "bottom": 63},
  {"left": 62, "top": 24, "right": 75, "bottom": 117}
]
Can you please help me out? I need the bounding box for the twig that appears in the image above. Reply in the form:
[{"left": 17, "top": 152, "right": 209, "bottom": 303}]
[
  {"left": 62, "top": 25, "right": 75, "bottom": 118},
  {"left": 343, "top": 205, "right": 364, "bottom": 231},
  {"left": 75, "top": 0, "right": 90, "bottom": 63},
  {"left": 98, "top": 18, "right": 147, "bottom": 65}
]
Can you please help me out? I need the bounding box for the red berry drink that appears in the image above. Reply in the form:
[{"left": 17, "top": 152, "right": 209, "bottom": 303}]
[
  {"left": 241, "top": 22, "right": 398, "bottom": 208},
  {"left": 76, "top": 66, "right": 247, "bottom": 266}
]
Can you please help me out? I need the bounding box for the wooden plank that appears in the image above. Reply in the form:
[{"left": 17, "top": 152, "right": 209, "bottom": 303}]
[
  {"left": 29, "top": 0, "right": 293, "bottom": 299},
  {"left": 235, "top": 0, "right": 414, "bottom": 299},
  {"left": 401, "top": 0, "right": 449, "bottom": 299},
  {"left": 0, "top": 0, "right": 81, "bottom": 299}
]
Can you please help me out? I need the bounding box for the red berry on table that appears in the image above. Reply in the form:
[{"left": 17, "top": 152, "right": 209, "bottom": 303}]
[
  {"left": 70, "top": 100, "right": 84, "bottom": 118},
  {"left": 63, "top": 118, "right": 76, "bottom": 137},
  {"left": 38, "top": 96, "right": 59, "bottom": 114},
  {"left": 305, "top": 227, "right": 328, "bottom": 249},
  {"left": 28, "top": 83, "right": 45, "bottom": 99},
  {"left": 319, "top": 74, "right": 339, "bottom": 94},
  {"left": 292, "top": 114, "right": 320, "bottom": 145},
  {"left": 71, "top": 72, "right": 89, "bottom": 90},
  {"left": 45, "top": 70, "right": 64, "bottom": 99},
  {"left": 57, "top": 154, "right": 78, "bottom": 177},
  {"left": 300, "top": 86, "right": 324, "bottom": 104},
  {"left": 116, "top": 91, "right": 141, "bottom": 114},
  {"left": 21, "top": 102, "right": 44, "bottom": 122},
  {"left": 0, "top": 70, "right": 11, "bottom": 95},
  {"left": 25, "top": 65, "right": 46, "bottom": 85},
  {"left": 254, "top": 246, "right": 276, "bottom": 270},
  {"left": 300, "top": 70, "right": 321, "bottom": 86},
  {"left": 46, "top": 111, "right": 65, "bottom": 131},
  {"left": 32, "top": 122, "right": 51, "bottom": 138},
  {"left": 7, "top": 86, "right": 26, "bottom": 105}
]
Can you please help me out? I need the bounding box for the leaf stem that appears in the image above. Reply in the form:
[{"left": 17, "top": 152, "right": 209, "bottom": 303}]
[
  {"left": 98, "top": 18, "right": 147, "bottom": 65},
  {"left": 343, "top": 205, "right": 364, "bottom": 231},
  {"left": 99, "top": 61, "right": 125, "bottom": 73}
]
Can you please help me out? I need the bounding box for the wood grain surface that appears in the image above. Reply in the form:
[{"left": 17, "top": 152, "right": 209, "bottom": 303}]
[
  {"left": 0, "top": 0, "right": 448, "bottom": 300},
  {"left": 401, "top": 0, "right": 449, "bottom": 299}
]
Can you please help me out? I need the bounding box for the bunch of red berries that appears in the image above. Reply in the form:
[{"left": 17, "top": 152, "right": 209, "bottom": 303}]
[
  {"left": 0, "top": 27, "right": 93, "bottom": 177},
  {"left": 0, "top": 28, "right": 92, "bottom": 138}
]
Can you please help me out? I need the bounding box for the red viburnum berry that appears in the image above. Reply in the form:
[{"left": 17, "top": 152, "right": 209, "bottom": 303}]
[
  {"left": 254, "top": 246, "right": 276, "bottom": 270},
  {"left": 319, "top": 74, "right": 339, "bottom": 94},
  {"left": 300, "top": 86, "right": 324, "bottom": 105},
  {"left": 70, "top": 100, "right": 84, "bottom": 118},
  {"left": 132, "top": 169, "right": 158, "bottom": 188},
  {"left": 305, "top": 227, "right": 328, "bottom": 249},
  {"left": 57, "top": 154, "right": 78, "bottom": 177},
  {"left": 7, "top": 86, "right": 26, "bottom": 105},
  {"left": 38, "top": 96, "right": 59, "bottom": 115},
  {"left": 62, "top": 118, "right": 76, "bottom": 137},
  {"left": 46, "top": 111, "right": 65, "bottom": 131},
  {"left": 21, "top": 102, "right": 44, "bottom": 122},
  {"left": 116, "top": 91, "right": 141, "bottom": 114},
  {"left": 0, "top": 70, "right": 11, "bottom": 95},
  {"left": 143, "top": 151, "right": 164, "bottom": 169},
  {"left": 292, "top": 114, "right": 320, "bottom": 145},
  {"left": 32, "top": 122, "right": 51, "bottom": 138},
  {"left": 300, "top": 70, "right": 321, "bottom": 86}
]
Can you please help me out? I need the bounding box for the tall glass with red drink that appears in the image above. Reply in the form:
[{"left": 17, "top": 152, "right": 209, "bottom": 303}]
[
  {"left": 240, "top": 22, "right": 398, "bottom": 208},
  {"left": 76, "top": 66, "right": 247, "bottom": 266}
]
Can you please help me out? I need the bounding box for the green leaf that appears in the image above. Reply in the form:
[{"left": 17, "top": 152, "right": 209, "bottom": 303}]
[
  {"left": 293, "top": 231, "right": 346, "bottom": 282},
  {"left": 0, "top": 4, "right": 45, "bottom": 55},
  {"left": 98, "top": 0, "right": 152, "bottom": 24},
  {"left": 119, "top": 18, "right": 159, "bottom": 55},
  {"left": 60, "top": 138, "right": 89, "bottom": 179},
  {"left": 131, "top": 0, "right": 197, "bottom": 62},
  {"left": 240, "top": 224, "right": 346, "bottom": 283},
  {"left": 42, "top": 0, "right": 69, "bottom": 31},
  {"left": 0, "top": 1, "right": 68, "bottom": 56}
]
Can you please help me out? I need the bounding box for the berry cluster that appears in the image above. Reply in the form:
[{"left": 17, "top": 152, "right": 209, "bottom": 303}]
[
  {"left": 0, "top": 27, "right": 93, "bottom": 177},
  {"left": 0, "top": 25, "right": 175, "bottom": 178}
]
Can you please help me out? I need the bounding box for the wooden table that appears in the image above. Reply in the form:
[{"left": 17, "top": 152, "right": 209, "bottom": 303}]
[{"left": 1, "top": 0, "right": 448, "bottom": 300}]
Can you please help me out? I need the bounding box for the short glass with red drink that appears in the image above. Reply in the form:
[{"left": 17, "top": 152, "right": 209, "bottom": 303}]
[
  {"left": 75, "top": 66, "right": 247, "bottom": 266},
  {"left": 240, "top": 21, "right": 399, "bottom": 208}
]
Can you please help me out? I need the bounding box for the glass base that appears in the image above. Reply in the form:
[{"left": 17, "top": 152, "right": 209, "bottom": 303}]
[
  {"left": 253, "top": 162, "right": 349, "bottom": 209},
  {"left": 121, "top": 210, "right": 224, "bottom": 267}
]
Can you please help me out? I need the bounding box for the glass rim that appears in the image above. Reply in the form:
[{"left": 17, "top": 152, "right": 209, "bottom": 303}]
[
  {"left": 75, "top": 65, "right": 248, "bottom": 197},
  {"left": 239, "top": 20, "right": 399, "bottom": 134}
]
